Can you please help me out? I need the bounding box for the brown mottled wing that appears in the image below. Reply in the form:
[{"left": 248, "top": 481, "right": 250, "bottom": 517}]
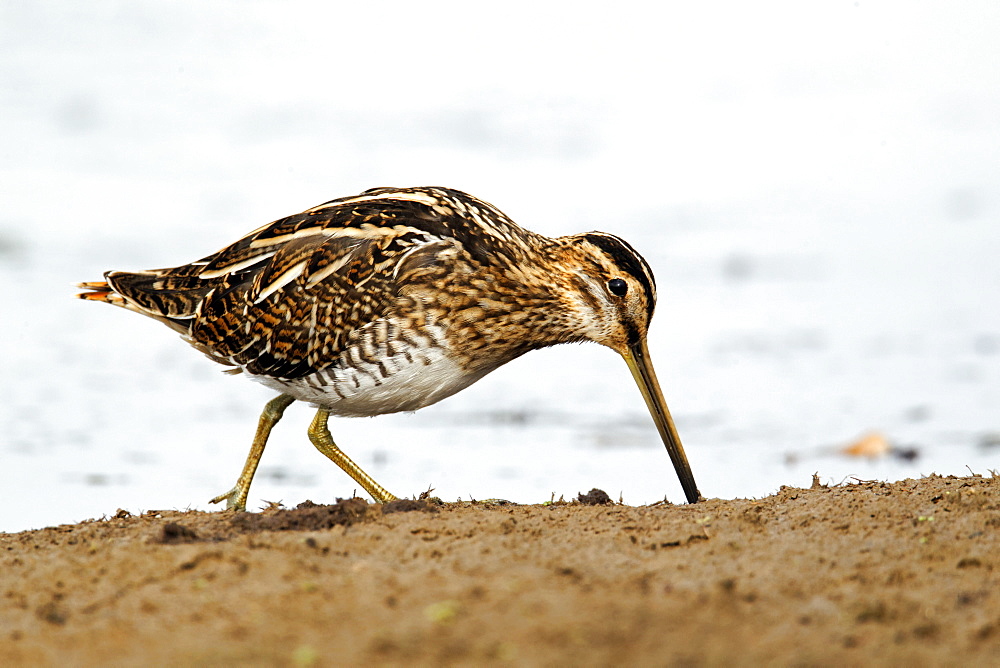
[
  {"left": 105, "top": 196, "right": 462, "bottom": 379},
  {"left": 226, "top": 244, "right": 450, "bottom": 376},
  {"left": 95, "top": 187, "right": 544, "bottom": 379}
]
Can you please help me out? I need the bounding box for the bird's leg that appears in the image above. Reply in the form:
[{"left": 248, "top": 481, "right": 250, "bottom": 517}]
[
  {"left": 307, "top": 408, "right": 398, "bottom": 503},
  {"left": 209, "top": 393, "right": 295, "bottom": 511}
]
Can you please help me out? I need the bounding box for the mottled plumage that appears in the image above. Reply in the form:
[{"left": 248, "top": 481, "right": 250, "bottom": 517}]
[{"left": 78, "top": 186, "right": 700, "bottom": 508}]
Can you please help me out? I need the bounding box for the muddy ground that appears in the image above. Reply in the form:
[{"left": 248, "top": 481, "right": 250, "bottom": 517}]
[{"left": 2, "top": 474, "right": 999, "bottom": 666}]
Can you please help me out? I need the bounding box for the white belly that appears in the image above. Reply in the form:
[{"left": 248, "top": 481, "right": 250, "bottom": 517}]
[{"left": 249, "top": 343, "right": 489, "bottom": 417}]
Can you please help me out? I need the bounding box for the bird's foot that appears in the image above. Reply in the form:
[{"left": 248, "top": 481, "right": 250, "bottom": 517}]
[{"left": 209, "top": 487, "right": 247, "bottom": 512}]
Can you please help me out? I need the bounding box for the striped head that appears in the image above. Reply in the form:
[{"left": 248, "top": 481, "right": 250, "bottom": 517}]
[{"left": 556, "top": 231, "right": 658, "bottom": 356}]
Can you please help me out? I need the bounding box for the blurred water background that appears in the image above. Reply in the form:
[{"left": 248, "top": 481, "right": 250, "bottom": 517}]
[{"left": 2, "top": 2, "right": 998, "bottom": 532}]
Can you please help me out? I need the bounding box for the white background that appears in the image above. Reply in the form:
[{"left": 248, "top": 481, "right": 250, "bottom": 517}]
[{"left": 2, "top": 2, "right": 998, "bottom": 531}]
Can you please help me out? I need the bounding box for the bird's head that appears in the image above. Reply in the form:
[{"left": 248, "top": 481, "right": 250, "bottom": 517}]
[{"left": 556, "top": 231, "right": 658, "bottom": 356}]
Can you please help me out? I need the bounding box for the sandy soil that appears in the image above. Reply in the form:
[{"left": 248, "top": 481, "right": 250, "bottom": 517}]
[{"left": 2, "top": 474, "right": 999, "bottom": 666}]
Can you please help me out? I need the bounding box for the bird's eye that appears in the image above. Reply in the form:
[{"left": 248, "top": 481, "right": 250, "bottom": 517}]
[{"left": 607, "top": 278, "right": 628, "bottom": 297}]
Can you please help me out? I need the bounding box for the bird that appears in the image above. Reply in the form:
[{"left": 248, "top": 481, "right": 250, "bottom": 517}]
[{"left": 77, "top": 186, "right": 701, "bottom": 509}]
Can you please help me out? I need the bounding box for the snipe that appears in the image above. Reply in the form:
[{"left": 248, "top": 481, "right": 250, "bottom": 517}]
[{"left": 78, "top": 187, "right": 700, "bottom": 508}]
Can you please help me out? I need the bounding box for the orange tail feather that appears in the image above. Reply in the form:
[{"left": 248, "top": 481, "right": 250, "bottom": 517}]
[{"left": 75, "top": 281, "right": 125, "bottom": 304}]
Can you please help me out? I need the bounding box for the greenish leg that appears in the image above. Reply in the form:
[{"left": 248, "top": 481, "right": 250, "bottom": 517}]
[
  {"left": 209, "top": 393, "right": 295, "bottom": 511},
  {"left": 308, "top": 408, "right": 398, "bottom": 503}
]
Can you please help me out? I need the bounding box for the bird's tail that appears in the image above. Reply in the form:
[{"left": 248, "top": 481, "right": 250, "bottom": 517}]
[{"left": 75, "top": 280, "right": 126, "bottom": 305}]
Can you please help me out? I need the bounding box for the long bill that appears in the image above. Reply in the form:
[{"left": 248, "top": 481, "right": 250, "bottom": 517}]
[{"left": 622, "top": 337, "right": 701, "bottom": 504}]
